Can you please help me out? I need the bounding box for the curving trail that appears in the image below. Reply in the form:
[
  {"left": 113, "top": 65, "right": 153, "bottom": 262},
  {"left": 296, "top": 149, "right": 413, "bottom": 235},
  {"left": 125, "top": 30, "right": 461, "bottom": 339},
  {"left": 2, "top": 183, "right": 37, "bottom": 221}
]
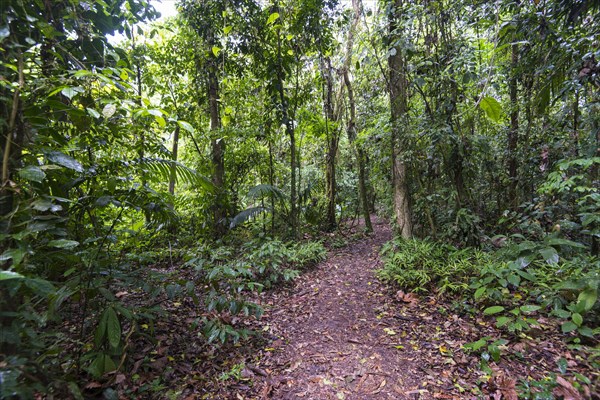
[{"left": 253, "top": 217, "right": 423, "bottom": 399}]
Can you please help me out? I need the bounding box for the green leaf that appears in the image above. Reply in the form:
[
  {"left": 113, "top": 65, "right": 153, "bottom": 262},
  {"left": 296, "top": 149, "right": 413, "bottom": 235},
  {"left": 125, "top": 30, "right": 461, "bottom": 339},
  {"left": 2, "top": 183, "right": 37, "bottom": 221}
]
[
  {"left": 552, "top": 309, "right": 571, "bottom": 319},
  {"left": 212, "top": 46, "right": 221, "bottom": 57},
  {"left": 0, "top": 248, "right": 26, "bottom": 266},
  {"left": 87, "top": 108, "right": 101, "bottom": 119},
  {"left": 507, "top": 273, "right": 521, "bottom": 287},
  {"left": 561, "top": 321, "right": 578, "bottom": 333},
  {"left": 0, "top": 270, "right": 24, "bottom": 280},
  {"left": 577, "top": 288, "right": 597, "bottom": 312},
  {"left": 106, "top": 307, "right": 121, "bottom": 349},
  {"left": 102, "top": 104, "right": 117, "bottom": 118},
  {"left": 46, "top": 151, "right": 83, "bottom": 173},
  {"left": 267, "top": 12, "right": 280, "bottom": 25},
  {"left": 519, "top": 305, "right": 541, "bottom": 313},
  {"left": 464, "top": 338, "right": 488, "bottom": 351},
  {"left": 479, "top": 96, "right": 502, "bottom": 122},
  {"left": 19, "top": 165, "right": 46, "bottom": 182},
  {"left": 489, "top": 344, "right": 501, "bottom": 362},
  {"left": 177, "top": 120, "right": 195, "bottom": 134},
  {"left": 577, "top": 326, "right": 594, "bottom": 338},
  {"left": 223, "top": 25, "right": 232, "bottom": 34},
  {"left": 48, "top": 239, "right": 80, "bottom": 250},
  {"left": 61, "top": 86, "right": 84, "bottom": 100},
  {"left": 495, "top": 316, "right": 512, "bottom": 328},
  {"left": 483, "top": 306, "right": 505, "bottom": 315},
  {"left": 538, "top": 247, "right": 559, "bottom": 264},
  {"left": 572, "top": 312, "right": 583, "bottom": 327},
  {"left": 474, "top": 287, "right": 486, "bottom": 300}
]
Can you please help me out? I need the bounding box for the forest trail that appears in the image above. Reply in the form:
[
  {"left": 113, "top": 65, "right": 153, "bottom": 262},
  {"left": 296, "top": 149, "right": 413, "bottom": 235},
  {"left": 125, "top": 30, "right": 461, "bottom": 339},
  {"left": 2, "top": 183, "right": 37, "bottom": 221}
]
[{"left": 250, "top": 217, "right": 425, "bottom": 399}]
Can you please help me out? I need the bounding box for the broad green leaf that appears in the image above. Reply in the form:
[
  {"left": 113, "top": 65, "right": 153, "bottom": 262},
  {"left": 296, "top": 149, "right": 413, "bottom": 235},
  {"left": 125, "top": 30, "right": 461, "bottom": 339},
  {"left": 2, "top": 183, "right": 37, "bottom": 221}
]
[
  {"left": 223, "top": 25, "right": 232, "bottom": 34},
  {"left": 19, "top": 165, "right": 46, "bottom": 182},
  {"left": 520, "top": 305, "right": 541, "bottom": 313},
  {"left": 87, "top": 108, "right": 101, "bottom": 119},
  {"left": 177, "top": 120, "right": 195, "bottom": 133},
  {"left": 102, "top": 104, "right": 117, "bottom": 118},
  {"left": 46, "top": 151, "right": 83, "bottom": 173},
  {"left": 561, "top": 321, "right": 577, "bottom": 333},
  {"left": 483, "top": 306, "right": 505, "bottom": 315},
  {"left": 538, "top": 247, "right": 559, "bottom": 264},
  {"left": 0, "top": 248, "right": 25, "bottom": 265},
  {"left": 572, "top": 312, "right": 583, "bottom": 326},
  {"left": 267, "top": 12, "right": 280, "bottom": 25},
  {"left": 464, "top": 338, "right": 487, "bottom": 351},
  {"left": 48, "top": 239, "right": 80, "bottom": 250},
  {"left": 212, "top": 46, "right": 221, "bottom": 57},
  {"left": 474, "top": 287, "right": 486, "bottom": 300},
  {"left": 577, "top": 326, "right": 594, "bottom": 338},
  {"left": 61, "top": 86, "right": 83, "bottom": 100},
  {"left": 577, "top": 288, "right": 597, "bottom": 311},
  {"left": 507, "top": 274, "right": 520, "bottom": 287},
  {"left": 0, "top": 270, "right": 24, "bottom": 281},
  {"left": 495, "top": 316, "right": 512, "bottom": 328},
  {"left": 552, "top": 309, "right": 571, "bottom": 319},
  {"left": 95, "top": 310, "right": 108, "bottom": 347},
  {"left": 479, "top": 96, "right": 502, "bottom": 122},
  {"left": 106, "top": 307, "right": 121, "bottom": 349}
]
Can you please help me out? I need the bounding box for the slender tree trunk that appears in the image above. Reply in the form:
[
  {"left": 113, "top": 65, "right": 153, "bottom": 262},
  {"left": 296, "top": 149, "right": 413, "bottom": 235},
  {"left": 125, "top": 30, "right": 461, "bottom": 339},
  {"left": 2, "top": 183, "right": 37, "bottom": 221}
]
[
  {"left": 388, "top": 0, "right": 413, "bottom": 238},
  {"left": 168, "top": 125, "right": 180, "bottom": 195},
  {"left": 208, "top": 63, "right": 226, "bottom": 237},
  {"left": 507, "top": 43, "right": 519, "bottom": 209},
  {"left": 276, "top": 28, "right": 297, "bottom": 237},
  {"left": 322, "top": 57, "right": 338, "bottom": 230},
  {"left": 344, "top": 69, "right": 372, "bottom": 233}
]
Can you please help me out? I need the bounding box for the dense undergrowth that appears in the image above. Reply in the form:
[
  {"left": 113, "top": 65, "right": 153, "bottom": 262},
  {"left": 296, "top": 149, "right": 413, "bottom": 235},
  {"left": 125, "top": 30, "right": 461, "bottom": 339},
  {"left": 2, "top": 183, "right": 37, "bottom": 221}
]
[
  {"left": 378, "top": 234, "right": 599, "bottom": 397},
  {"left": 0, "top": 231, "right": 326, "bottom": 399}
]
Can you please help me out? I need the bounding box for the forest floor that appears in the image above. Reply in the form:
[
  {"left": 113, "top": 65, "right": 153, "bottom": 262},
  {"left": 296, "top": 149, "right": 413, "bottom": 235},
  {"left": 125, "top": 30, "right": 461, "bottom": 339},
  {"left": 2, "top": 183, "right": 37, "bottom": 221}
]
[{"left": 112, "top": 216, "right": 598, "bottom": 399}]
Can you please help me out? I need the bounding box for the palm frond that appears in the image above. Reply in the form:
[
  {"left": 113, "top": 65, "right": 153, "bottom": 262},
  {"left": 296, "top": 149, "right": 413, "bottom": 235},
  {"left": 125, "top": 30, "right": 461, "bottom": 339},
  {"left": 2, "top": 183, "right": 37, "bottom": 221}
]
[
  {"left": 247, "top": 184, "right": 286, "bottom": 201},
  {"left": 230, "top": 206, "right": 269, "bottom": 229},
  {"left": 136, "top": 158, "right": 214, "bottom": 191}
]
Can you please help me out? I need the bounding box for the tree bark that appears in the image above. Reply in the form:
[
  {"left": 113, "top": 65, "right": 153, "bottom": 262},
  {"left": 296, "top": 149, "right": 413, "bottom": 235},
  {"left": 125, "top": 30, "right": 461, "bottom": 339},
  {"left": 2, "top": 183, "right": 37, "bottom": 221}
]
[
  {"left": 388, "top": 0, "right": 413, "bottom": 238},
  {"left": 276, "top": 28, "right": 297, "bottom": 237},
  {"left": 208, "top": 62, "right": 226, "bottom": 237},
  {"left": 168, "top": 124, "right": 180, "bottom": 195},
  {"left": 322, "top": 57, "right": 338, "bottom": 231},
  {"left": 507, "top": 43, "right": 519, "bottom": 209}
]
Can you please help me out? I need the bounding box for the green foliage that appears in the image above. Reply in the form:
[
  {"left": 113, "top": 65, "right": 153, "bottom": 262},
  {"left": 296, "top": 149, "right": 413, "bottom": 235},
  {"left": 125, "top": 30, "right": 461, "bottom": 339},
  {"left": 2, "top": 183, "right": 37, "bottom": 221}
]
[
  {"left": 378, "top": 238, "right": 487, "bottom": 294},
  {"left": 183, "top": 239, "right": 326, "bottom": 343}
]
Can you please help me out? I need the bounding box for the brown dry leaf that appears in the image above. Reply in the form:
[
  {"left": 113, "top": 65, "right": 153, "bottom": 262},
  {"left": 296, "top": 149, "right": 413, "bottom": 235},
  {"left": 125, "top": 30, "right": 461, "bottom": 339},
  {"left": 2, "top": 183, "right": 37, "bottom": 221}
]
[
  {"left": 491, "top": 370, "right": 518, "bottom": 400},
  {"left": 114, "top": 373, "right": 126, "bottom": 384},
  {"left": 84, "top": 381, "right": 102, "bottom": 389},
  {"left": 395, "top": 290, "right": 418, "bottom": 306},
  {"left": 371, "top": 379, "right": 387, "bottom": 394},
  {"left": 553, "top": 376, "right": 582, "bottom": 400}
]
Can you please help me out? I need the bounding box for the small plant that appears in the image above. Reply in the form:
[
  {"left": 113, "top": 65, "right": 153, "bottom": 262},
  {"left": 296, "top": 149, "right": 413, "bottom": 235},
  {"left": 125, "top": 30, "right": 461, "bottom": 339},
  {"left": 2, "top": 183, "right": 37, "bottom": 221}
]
[{"left": 463, "top": 336, "right": 508, "bottom": 373}]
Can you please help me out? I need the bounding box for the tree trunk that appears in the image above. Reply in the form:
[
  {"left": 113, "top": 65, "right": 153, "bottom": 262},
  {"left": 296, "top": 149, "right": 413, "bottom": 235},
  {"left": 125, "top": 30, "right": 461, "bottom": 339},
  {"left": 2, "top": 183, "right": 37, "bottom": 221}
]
[
  {"left": 276, "top": 29, "right": 297, "bottom": 237},
  {"left": 322, "top": 57, "right": 338, "bottom": 231},
  {"left": 388, "top": 0, "right": 413, "bottom": 238},
  {"left": 344, "top": 69, "right": 372, "bottom": 233},
  {"left": 168, "top": 124, "right": 180, "bottom": 195},
  {"left": 208, "top": 61, "right": 226, "bottom": 237},
  {"left": 507, "top": 43, "right": 519, "bottom": 209}
]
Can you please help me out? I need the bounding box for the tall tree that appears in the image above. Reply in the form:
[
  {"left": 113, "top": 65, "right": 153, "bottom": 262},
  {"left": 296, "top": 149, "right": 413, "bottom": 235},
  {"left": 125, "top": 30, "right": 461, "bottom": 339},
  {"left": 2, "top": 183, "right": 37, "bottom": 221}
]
[{"left": 387, "top": 0, "right": 413, "bottom": 238}]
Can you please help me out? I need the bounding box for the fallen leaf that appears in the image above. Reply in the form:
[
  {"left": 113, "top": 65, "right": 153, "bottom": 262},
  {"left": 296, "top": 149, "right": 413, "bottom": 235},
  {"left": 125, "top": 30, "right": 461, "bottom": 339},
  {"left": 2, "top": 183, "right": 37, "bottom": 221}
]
[{"left": 553, "top": 376, "right": 582, "bottom": 400}]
